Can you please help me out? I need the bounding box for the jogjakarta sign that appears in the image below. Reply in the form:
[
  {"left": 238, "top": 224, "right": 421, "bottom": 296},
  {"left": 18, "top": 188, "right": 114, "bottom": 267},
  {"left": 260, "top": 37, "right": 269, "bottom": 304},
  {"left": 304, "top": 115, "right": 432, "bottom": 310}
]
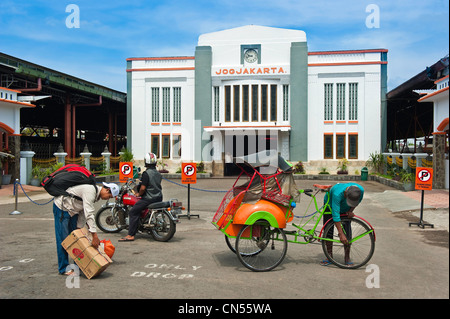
[{"left": 213, "top": 65, "right": 289, "bottom": 76}]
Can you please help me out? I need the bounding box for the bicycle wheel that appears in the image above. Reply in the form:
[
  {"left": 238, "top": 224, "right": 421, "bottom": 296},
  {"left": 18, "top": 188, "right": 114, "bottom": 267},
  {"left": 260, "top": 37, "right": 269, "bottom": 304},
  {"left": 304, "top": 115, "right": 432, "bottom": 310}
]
[
  {"left": 235, "top": 223, "right": 287, "bottom": 272},
  {"left": 322, "top": 217, "right": 375, "bottom": 269}
]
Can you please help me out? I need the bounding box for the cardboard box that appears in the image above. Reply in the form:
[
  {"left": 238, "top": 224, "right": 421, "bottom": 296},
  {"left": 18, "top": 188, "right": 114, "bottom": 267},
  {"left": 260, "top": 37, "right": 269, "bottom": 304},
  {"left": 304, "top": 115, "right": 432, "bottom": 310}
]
[{"left": 61, "top": 228, "right": 112, "bottom": 279}]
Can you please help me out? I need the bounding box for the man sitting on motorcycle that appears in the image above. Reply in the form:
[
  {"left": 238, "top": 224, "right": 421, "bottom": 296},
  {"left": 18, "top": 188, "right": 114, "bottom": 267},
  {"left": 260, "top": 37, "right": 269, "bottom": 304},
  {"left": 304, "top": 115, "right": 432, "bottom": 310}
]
[{"left": 119, "top": 152, "right": 162, "bottom": 242}]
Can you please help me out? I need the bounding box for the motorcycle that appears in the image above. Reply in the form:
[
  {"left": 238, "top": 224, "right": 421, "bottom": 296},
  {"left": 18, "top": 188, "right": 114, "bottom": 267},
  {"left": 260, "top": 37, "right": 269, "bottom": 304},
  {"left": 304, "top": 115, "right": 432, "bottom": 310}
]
[{"left": 95, "top": 178, "right": 184, "bottom": 242}]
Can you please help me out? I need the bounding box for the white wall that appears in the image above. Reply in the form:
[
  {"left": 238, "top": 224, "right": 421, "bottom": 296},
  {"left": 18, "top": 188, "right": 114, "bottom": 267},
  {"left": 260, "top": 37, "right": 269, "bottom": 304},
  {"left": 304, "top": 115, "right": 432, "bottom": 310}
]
[
  {"left": 128, "top": 58, "right": 195, "bottom": 162},
  {"left": 308, "top": 52, "right": 384, "bottom": 162}
]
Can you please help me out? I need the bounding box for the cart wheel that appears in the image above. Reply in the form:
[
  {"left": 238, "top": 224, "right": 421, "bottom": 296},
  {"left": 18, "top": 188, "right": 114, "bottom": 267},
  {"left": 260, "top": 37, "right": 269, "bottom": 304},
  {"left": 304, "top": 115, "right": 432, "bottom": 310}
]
[
  {"left": 226, "top": 229, "right": 268, "bottom": 256},
  {"left": 235, "top": 223, "right": 287, "bottom": 272},
  {"left": 225, "top": 235, "right": 236, "bottom": 253}
]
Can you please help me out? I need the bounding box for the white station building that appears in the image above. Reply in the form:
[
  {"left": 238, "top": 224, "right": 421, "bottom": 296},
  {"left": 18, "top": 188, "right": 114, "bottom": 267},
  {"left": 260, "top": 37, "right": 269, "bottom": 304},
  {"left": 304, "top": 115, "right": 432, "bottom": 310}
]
[{"left": 126, "top": 25, "right": 388, "bottom": 174}]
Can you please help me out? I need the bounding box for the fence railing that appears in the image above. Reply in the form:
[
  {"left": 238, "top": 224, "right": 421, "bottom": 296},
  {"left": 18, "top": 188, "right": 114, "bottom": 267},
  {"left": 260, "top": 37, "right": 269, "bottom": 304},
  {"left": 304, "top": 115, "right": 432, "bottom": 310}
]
[{"left": 32, "top": 155, "right": 120, "bottom": 174}]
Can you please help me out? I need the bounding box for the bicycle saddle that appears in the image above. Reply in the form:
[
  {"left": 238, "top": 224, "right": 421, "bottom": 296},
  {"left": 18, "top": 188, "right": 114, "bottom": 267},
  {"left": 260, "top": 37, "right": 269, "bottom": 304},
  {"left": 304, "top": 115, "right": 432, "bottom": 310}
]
[
  {"left": 313, "top": 184, "right": 332, "bottom": 191},
  {"left": 147, "top": 201, "right": 171, "bottom": 209}
]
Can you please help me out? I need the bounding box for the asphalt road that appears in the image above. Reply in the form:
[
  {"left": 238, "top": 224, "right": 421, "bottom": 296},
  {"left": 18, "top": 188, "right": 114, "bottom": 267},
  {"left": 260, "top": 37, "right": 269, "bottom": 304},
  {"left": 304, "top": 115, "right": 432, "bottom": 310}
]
[{"left": 0, "top": 178, "right": 448, "bottom": 304}]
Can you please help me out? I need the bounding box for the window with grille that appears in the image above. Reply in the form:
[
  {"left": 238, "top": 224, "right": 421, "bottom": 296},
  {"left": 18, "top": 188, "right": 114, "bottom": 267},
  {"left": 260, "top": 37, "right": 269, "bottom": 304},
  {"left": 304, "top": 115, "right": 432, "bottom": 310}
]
[
  {"left": 151, "top": 88, "right": 159, "bottom": 122},
  {"left": 324, "top": 83, "right": 333, "bottom": 121},
  {"left": 324, "top": 135, "right": 333, "bottom": 159},
  {"left": 173, "top": 134, "right": 181, "bottom": 158},
  {"left": 173, "top": 87, "right": 181, "bottom": 122},
  {"left": 336, "top": 134, "right": 346, "bottom": 159},
  {"left": 349, "top": 83, "right": 358, "bottom": 121},
  {"left": 261, "top": 85, "right": 268, "bottom": 121},
  {"left": 162, "top": 134, "right": 170, "bottom": 158},
  {"left": 270, "top": 85, "right": 277, "bottom": 121},
  {"left": 283, "top": 85, "right": 289, "bottom": 121},
  {"left": 336, "top": 83, "right": 345, "bottom": 121},
  {"left": 213, "top": 86, "right": 220, "bottom": 122},
  {"left": 151, "top": 134, "right": 160, "bottom": 157},
  {"left": 162, "top": 87, "right": 170, "bottom": 122},
  {"left": 242, "top": 85, "right": 249, "bottom": 121},
  {"left": 348, "top": 134, "right": 358, "bottom": 159},
  {"left": 234, "top": 85, "right": 240, "bottom": 121},
  {"left": 225, "top": 86, "right": 231, "bottom": 122},
  {"left": 251, "top": 85, "right": 258, "bottom": 121}
]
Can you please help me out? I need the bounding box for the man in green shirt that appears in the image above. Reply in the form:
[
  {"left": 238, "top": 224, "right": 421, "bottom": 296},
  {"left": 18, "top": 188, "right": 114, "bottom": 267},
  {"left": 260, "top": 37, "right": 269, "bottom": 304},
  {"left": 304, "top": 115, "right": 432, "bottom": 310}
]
[{"left": 321, "top": 183, "right": 364, "bottom": 266}]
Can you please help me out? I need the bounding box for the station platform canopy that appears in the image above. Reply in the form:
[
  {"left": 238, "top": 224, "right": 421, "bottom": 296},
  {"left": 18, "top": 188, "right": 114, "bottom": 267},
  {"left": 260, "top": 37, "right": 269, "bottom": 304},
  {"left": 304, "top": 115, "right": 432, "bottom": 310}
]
[
  {"left": 386, "top": 55, "right": 448, "bottom": 153},
  {"left": 0, "top": 52, "right": 126, "bottom": 158}
]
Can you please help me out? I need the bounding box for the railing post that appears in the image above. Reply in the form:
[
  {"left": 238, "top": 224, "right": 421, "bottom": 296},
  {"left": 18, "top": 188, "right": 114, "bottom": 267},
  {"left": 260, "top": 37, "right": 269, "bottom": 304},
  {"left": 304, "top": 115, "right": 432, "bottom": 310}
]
[
  {"left": 54, "top": 143, "right": 67, "bottom": 166},
  {"left": 101, "top": 146, "right": 111, "bottom": 172},
  {"left": 80, "top": 144, "right": 92, "bottom": 170}
]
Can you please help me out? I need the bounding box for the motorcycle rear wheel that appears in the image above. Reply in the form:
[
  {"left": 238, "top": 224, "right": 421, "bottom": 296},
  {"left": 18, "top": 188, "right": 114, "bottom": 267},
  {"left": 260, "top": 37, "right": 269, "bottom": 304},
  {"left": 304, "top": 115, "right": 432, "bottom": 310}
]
[
  {"left": 149, "top": 210, "right": 176, "bottom": 242},
  {"left": 95, "top": 206, "right": 125, "bottom": 233}
]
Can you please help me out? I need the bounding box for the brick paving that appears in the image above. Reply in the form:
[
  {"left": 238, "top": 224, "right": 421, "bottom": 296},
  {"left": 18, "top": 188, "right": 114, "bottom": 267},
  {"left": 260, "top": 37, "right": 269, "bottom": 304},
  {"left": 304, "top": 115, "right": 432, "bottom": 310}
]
[{"left": 400, "top": 189, "right": 449, "bottom": 209}]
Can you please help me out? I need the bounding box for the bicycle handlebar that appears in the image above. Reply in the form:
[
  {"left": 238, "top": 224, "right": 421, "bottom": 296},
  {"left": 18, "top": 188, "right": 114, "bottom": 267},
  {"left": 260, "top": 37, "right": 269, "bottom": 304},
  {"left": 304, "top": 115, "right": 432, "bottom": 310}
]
[{"left": 299, "top": 184, "right": 332, "bottom": 198}]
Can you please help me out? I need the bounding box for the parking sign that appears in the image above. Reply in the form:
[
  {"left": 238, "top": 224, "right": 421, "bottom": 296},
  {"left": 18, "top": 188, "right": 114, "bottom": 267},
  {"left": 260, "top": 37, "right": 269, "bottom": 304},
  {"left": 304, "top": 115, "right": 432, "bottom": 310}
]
[
  {"left": 120, "top": 162, "right": 133, "bottom": 182},
  {"left": 181, "top": 163, "right": 197, "bottom": 184},
  {"left": 415, "top": 167, "right": 433, "bottom": 190}
]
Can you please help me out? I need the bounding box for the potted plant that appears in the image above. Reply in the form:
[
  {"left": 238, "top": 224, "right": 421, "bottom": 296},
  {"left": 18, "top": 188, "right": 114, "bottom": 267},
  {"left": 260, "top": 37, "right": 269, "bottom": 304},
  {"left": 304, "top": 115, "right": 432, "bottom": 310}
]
[
  {"left": 366, "top": 151, "right": 385, "bottom": 174},
  {"left": 196, "top": 161, "right": 206, "bottom": 173},
  {"left": 293, "top": 161, "right": 305, "bottom": 174},
  {"left": 157, "top": 160, "right": 169, "bottom": 173},
  {"left": 1, "top": 148, "right": 14, "bottom": 185},
  {"left": 337, "top": 158, "right": 348, "bottom": 175},
  {"left": 119, "top": 147, "right": 134, "bottom": 162},
  {"left": 400, "top": 172, "right": 415, "bottom": 191},
  {"left": 30, "top": 165, "right": 44, "bottom": 186}
]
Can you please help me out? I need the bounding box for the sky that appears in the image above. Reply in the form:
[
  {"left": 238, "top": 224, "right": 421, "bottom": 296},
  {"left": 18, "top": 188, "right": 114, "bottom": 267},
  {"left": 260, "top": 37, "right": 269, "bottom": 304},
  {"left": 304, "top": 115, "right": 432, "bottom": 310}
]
[{"left": 0, "top": 0, "right": 448, "bottom": 93}]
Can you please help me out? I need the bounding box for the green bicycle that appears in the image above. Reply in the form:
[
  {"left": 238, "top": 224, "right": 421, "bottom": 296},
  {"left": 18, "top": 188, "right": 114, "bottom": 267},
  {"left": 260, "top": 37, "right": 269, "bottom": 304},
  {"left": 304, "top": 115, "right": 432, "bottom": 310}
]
[{"left": 287, "top": 184, "right": 375, "bottom": 269}]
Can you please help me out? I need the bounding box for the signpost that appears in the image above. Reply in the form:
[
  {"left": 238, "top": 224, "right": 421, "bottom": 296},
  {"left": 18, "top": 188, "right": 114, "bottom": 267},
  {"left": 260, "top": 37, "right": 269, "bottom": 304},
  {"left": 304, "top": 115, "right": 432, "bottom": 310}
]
[
  {"left": 119, "top": 162, "right": 133, "bottom": 183},
  {"left": 180, "top": 163, "right": 199, "bottom": 219},
  {"left": 409, "top": 167, "right": 434, "bottom": 229}
]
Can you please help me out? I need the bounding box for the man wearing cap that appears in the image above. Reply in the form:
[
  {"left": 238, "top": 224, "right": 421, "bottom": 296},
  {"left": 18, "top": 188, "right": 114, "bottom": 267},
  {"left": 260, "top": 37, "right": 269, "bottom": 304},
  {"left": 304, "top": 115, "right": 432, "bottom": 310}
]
[
  {"left": 53, "top": 182, "right": 119, "bottom": 275},
  {"left": 321, "top": 183, "right": 364, "bottom": 266}
]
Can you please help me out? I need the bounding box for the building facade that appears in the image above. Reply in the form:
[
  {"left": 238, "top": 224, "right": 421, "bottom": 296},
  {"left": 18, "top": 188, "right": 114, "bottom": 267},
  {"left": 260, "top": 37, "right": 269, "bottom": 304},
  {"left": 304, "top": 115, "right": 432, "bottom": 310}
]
[{"left": 127, "top": 25, "right": 388, "bottom": 174}]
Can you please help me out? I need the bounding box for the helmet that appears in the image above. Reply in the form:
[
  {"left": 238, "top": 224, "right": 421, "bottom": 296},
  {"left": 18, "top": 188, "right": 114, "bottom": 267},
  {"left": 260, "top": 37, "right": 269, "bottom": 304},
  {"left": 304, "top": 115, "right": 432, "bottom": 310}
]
[{"left": 144, "top": 152, "right": 157, "bottom": 165}]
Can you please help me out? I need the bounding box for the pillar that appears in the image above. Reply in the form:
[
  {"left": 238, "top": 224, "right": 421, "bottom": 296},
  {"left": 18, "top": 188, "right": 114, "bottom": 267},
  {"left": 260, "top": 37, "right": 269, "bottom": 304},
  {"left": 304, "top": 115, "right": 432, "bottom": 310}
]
[
  {"left": 64, "top": 94, "right": 72, "bottom": 158},
  {"left": 80, "top": 144, "right": 92, "bottom": 171},
  {"left": 20, "top": 142, "right": 35, "bottom": 185},
  {"left": 54, "top": 143, "right": 67, "bottom": 165},
  {"left": 290, "top": 41, "right": 308, "bottom": 162},
  {"left": 102, "top": 146, "right": 112, "bottom": 172},
  {"left": 194, "top": 46, "right": 212, "bottom": 162},
  {"left": 432, "top": 132, "right": 446, "bottom": 189}
]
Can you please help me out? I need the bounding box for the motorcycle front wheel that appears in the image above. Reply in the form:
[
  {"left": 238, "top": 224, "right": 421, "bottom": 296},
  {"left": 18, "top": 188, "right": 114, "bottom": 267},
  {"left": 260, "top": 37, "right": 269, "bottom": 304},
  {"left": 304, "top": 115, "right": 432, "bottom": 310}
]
[
  {"left": 149, "top": 210, "right": 176, "bottom": 242},
  {"left": 95, "top": 206, "right": 126, "bottom": 233}
]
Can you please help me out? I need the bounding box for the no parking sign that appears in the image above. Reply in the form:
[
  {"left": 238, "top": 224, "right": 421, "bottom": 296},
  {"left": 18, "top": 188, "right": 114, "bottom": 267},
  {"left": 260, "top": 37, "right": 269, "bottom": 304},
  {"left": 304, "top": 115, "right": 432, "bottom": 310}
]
[
  {"left": 181, "top": 163, "right": 197, "bottom": 184},
  {"left": 180, "top": 163, "right": 199, "bottom": 219},
  {"left": 415, "top": 167, "right": 433, "bottom": 191},
  {"left": 120, "top": 162, "right": 133, "bottom": 182}
]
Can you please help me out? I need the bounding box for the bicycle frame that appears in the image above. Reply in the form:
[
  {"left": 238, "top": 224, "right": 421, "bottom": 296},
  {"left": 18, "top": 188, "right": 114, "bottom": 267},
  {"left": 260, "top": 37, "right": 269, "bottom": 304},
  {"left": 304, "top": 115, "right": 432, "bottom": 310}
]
[{"left": 281, "top": 186, "right": 375, "bottom": 244}]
